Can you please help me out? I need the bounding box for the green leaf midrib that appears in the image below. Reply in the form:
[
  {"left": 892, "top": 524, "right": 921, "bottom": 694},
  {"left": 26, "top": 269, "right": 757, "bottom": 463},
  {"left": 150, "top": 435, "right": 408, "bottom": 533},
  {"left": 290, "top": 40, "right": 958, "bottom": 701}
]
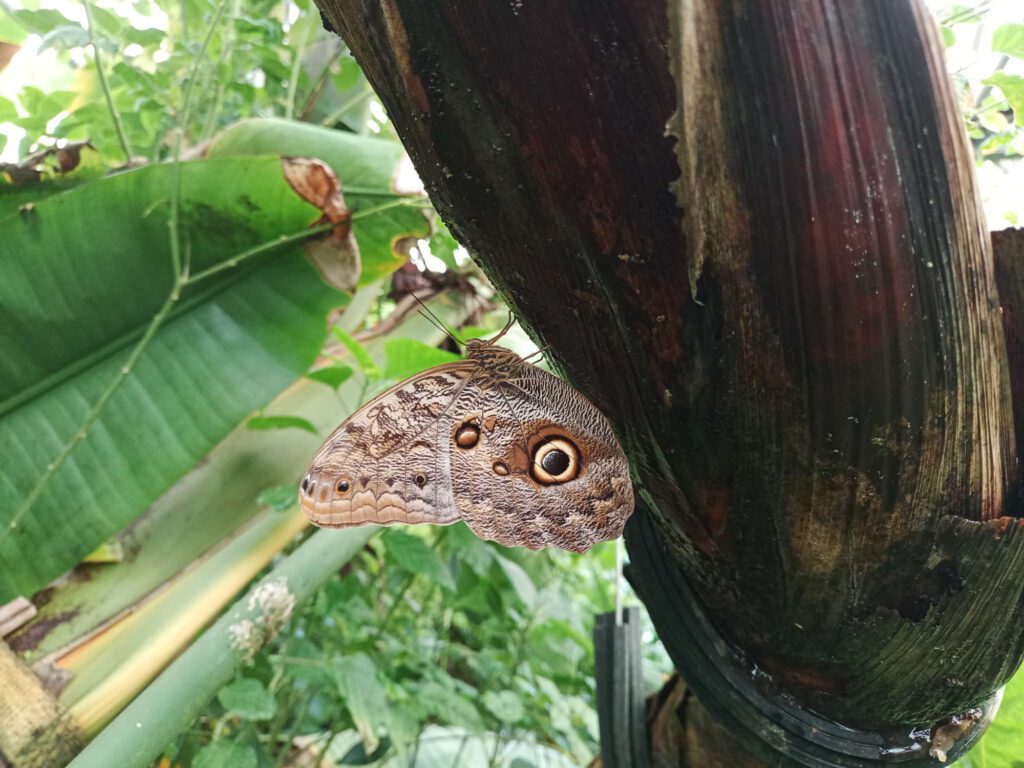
[{"left": 0, "top": 258, "right": 267, "bottom": 419}]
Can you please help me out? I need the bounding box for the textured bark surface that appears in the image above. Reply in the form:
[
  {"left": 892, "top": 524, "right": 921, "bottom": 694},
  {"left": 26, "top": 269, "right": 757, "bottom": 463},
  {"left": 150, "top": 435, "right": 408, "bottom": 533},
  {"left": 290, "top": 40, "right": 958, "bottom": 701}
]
[
  {"left": 315, "top": 0, "right": 1024, "bottom": 758},
  {"left": 994, "top": 227, "right": 1024, "bottom": 480},
  {"left": 661, "top": 1, "right": 1023, "bottom": 729}
]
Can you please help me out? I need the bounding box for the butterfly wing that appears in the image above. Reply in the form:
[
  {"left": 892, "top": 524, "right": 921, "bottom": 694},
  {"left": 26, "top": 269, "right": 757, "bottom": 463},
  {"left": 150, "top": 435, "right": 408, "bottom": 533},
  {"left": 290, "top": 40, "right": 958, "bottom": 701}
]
[
  {"left": 448, "top": 361, "right": 634, "bottom": 553},
  {"left": 300, "top": 351, "right": 634, "bottom": 553},
  {"left": 299, "top": 362, "right": 477, "bottom": 528}
]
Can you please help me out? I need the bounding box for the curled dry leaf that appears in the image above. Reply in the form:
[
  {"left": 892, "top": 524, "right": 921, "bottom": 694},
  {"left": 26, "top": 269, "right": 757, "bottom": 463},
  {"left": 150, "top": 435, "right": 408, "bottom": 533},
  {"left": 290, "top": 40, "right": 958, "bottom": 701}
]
[
  {"left": 281, "top": 156, "right": 361, "bottom": 292},
  {"left": 0, "top": 140, "right": 96, "bottom": 184}
]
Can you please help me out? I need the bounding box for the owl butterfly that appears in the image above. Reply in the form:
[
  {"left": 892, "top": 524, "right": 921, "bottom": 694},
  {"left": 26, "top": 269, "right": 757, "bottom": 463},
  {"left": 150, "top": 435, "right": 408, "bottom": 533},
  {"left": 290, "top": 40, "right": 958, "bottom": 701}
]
[{"left": 298, "top": 320, "right": 634, "bottom": 552}]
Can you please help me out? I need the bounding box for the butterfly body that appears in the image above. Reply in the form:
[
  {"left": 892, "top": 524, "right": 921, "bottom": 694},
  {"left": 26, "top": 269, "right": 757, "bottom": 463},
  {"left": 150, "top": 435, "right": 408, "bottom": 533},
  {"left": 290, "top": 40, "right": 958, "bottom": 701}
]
[{"left": 299, "top": 338, "right": 633, "bottom": 552}]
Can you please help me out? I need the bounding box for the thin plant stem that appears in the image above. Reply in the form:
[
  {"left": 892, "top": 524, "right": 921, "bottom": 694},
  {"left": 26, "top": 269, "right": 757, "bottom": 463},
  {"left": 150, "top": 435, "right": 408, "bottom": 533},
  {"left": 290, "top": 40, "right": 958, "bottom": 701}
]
[
  {"left": 407, "top": 731, "right": 422, "bottom": 768},
  {"left": 184, "top": 222, "right": 333, "bottom": 284},
  {"left": 178, "top": 0, "right": 189, "bottom": 45},
  {"left": 938, "top": 0, "right": 989, "bottom": 27},
  {"left": 371, "top": 573, "right": 416, "bottom": 642},
  {"left": 274, "top": 689, "right": 313, "bottom": 764},
  {"left": 8, "top": 283, "right": 182, "bottom": 532},
  {"left": 488, "top": 728, "right": 503, "bottom": 768},
  {"left": 169, "top": 0, "right": 231, "bottom": 279},
  {"left": 201, "top": 0, "right": 242, "bottom": 141},
  {"left": 451, "top": 735, "right": 470, "bottom": 767},
  {"left": 81, "top": 0, "right": 133, "bottom": 162},
  {"left": 298, "top": 44, "right": 343, "bottom": 121},
  {"left": 320, "top": 86, "right": 372, "bottom": 127},
  {"left": 350, "top": 196, "right": 429, "bottom": 222},
  {"left": 285, "top": 17, "right": 314, "bottom": 121}
]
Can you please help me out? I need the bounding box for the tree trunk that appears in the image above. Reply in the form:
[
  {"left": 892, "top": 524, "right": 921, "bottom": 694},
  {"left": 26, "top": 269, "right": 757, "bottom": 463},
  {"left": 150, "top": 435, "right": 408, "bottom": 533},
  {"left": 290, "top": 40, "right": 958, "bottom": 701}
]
[{"left": 314, "top": 0, "right": 1024, "bottom": 764}]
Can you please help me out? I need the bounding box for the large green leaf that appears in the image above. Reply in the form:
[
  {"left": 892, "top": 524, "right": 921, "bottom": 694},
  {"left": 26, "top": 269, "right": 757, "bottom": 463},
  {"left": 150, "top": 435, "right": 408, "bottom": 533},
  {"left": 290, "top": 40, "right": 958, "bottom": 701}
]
[
  {"left": 206, "top": 118, "right": 429, "bottom": 283},
  {"left": 0, "top": 148, "right": 415, "bottom": 601},
  {"left": 6, "top": 297, "right": 471, "bottom": 671}
]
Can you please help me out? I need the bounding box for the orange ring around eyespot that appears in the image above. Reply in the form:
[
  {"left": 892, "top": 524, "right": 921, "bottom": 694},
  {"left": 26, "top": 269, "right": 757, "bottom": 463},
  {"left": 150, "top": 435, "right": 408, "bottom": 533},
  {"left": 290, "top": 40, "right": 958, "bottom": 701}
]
[{"left": 530, "top": 436, "right": 579, "bottom": 484}]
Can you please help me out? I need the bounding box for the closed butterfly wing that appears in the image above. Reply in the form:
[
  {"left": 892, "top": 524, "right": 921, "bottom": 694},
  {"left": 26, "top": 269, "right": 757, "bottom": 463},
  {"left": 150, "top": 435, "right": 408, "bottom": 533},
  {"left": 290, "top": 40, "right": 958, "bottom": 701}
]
[
  {"left": 300, "top": 362, "right": 476, "bottom": 528},
  {"left": 447, "top": 361, "right": 634, "bottom": 552},
  {"left": 299, "top": 341, "right": 634, "bottom": 552}
]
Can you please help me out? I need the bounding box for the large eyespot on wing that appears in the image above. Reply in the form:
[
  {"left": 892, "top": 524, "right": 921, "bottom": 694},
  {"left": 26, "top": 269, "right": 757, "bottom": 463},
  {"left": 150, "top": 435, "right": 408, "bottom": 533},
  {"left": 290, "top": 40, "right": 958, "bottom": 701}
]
[
  {"left": 443, "top": 360, "right": 635, "bottom": 552},
  {"left": 298, "top": 362, "right": 476, "bottom": 529},
  {"left": 530, "top": 436, "right": 580, "bottom": 484},
  {"left": 448, "top": 410, "right": 634, "bottom": 553}
]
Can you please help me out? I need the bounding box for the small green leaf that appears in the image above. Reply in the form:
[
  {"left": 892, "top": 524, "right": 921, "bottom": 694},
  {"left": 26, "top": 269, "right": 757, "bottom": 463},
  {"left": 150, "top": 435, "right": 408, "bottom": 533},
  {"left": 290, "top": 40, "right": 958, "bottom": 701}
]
[
  {"left": 334, "top": 653, "right": 388, "bottom": 754},
  {"left": 992, "top": 23, "right": 1024, "bottom": 61},
  {"left": 9, "top": 8, "right": 74, "bottom": 35},
  {"left": 307, "top": 363, "right": 354, "bottom": 389},
  {"left": 941, "top": 26, "right": 955, "bottom": 48},
  {"left": 0, "top": 12, "right": 29, "bottom": 43},
  {"left": 977, "top": 106, "right": 1010, "bottom": 135},
  {"left": 445, "top": 522, "right": 494, "bottom": 575},
  {"left": 193, "top": 741, "right": 258, "bottom": 768},
  {"left": 37, "top": 25, "right": 91, "bottom": 52},
  {"left": 217, "top": 678, "right": 276, "bottom": 721},
  {"left": 335, "top": 735, "right": 392, "bottom": 765},
  {"left": 334, "top": 56, "right": 362, "bottom": 92},
  {"left": 0, "top": 96, "right": 17, "bottom": 123},
  {"left": 383, "top": 530, "right": 456, "bottom": 591},
  {"left": 110, "top": 61, "right": 165, "bottom": 98},
  {"left": 383, "top": 338, "right": 461, "bottom": 381},
  {"left": 256, "top": 485, "right": 296, "bottom": 512},
  {"left": 418, "top": 680, "right": 485, "bottom": 731},
  {"left": 482, "top": 690, "right": 526, "bottom": 724},
  {"left": 123, "top": 25, "right": 164, "bottom": 47},
  {"left": 247, "top": 415, "right": 318, "bottom": 434},
  {"left": 984, "top": 73, "right": 1024, "bottom": 121},
  {"left": 87, "top": 4, "right": 125, "bottom": 37},
  {"left": 428, "top": 225, "right": 461, "bottom": 270},
  {"left": 494, "top": 553, "right": 538, "bottom": 609},
  {"left": 333, "top": 327, "right": 381, "bottom": 379}
]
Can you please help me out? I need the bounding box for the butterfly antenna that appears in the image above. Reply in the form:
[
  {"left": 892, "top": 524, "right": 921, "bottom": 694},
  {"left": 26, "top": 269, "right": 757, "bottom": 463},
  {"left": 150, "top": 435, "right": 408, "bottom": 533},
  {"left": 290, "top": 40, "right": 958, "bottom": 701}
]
[
  {"left": 488, "top": 310, "right": 517, "bottom": 344},
  {"left": 411, "top": 292, "right": 465, "bottom": 346},
  {"left": 521, "top": 345, "right": 550, "bottom": 364}
]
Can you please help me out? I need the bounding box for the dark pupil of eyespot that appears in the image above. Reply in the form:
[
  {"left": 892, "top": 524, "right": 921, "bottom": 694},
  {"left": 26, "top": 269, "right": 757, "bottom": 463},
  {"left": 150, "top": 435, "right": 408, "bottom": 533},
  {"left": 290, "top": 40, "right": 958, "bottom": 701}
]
[
  {"left": 338, "top": 480, "right": 349, "bottom": 492},
  {"left": 542, "top": 449, "right": 570, "bottom": 476}
]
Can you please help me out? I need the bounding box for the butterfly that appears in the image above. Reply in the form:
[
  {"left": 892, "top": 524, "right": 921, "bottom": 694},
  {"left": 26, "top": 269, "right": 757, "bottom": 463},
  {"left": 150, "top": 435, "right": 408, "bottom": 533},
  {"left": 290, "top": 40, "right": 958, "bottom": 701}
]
[{"left": 299, "top": 320, "right": 633, "bottom": 552}]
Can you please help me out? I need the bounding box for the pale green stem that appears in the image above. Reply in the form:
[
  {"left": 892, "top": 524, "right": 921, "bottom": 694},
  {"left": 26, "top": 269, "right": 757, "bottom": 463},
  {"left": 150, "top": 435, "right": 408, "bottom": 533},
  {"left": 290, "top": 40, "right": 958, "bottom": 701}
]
[
  {"left": 8, "top": 283, "right": 182, "bottom": 532},
  {"left": 285, "top": 17, "right": 314, "bottom": 121},
  {"left": 169, "top": 0, "right": 230, "bottom": 279},
  {"left": 298, "top": 44, "right": 343, "bottom": 121},
  {"left": 81, "top": 0, "right": 133, "bottom": 162},
  {"left": 201, "top": 0, "right": 242, "bottom": 141},
  {"left": 65, "top": 528, "right": 377, "bottom": 768},
  {"left": 184, "top": 223, "right": 333, "bottom": 284}
]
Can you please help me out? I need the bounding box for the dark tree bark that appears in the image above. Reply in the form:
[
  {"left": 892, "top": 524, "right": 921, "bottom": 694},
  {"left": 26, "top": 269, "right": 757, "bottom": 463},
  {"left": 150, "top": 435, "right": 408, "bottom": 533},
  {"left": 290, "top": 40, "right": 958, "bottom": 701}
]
[
  {"left": 314, "top": 0, "right": 1024, "bottom": 764},
  {"left": 995, "top": 228, "right": 1024, "bottom": 482}
]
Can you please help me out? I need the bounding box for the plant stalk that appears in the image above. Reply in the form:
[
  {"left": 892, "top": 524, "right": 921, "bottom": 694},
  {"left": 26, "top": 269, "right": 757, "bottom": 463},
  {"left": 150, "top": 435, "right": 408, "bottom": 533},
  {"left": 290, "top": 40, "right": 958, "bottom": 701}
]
[{"left": 66, "top": 527, "right": 377, "bottom": 768}]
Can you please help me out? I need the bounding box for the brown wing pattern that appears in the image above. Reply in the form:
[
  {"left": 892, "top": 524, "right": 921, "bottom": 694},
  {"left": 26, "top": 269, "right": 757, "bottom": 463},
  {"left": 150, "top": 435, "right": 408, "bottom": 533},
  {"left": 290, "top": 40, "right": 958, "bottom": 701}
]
[
  {"left": 299, "top": 363, "right": 475, "bottom": 528},
  {"left": 299, "top": 342, "right": 634, "bottom": 552},
  {"left": 448, "top": 361, "right": 634, "bottom": 552}
]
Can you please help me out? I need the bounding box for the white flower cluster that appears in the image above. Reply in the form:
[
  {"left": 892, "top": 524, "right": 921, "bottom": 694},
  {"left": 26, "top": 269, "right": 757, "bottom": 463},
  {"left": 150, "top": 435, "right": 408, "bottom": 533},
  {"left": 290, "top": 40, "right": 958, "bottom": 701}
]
[{"left": 227, "top": 578, "right": 297, "bottom": 660}]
